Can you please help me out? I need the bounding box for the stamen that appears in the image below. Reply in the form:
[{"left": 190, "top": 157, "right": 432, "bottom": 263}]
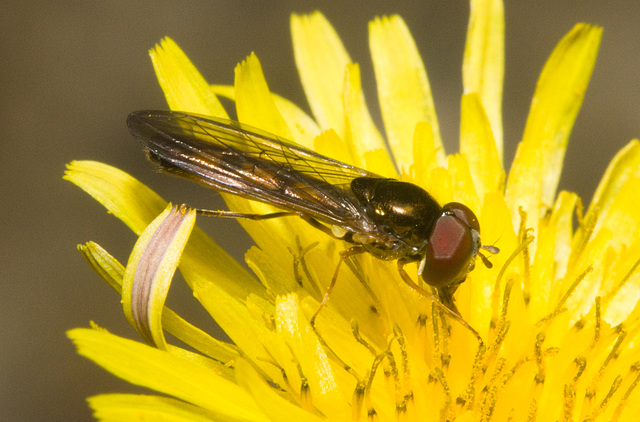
[
  {"left": 567, "top": 357, "right": 587, "bottom": 420},
  {"left": 516, "top": 207, "right": 533, "bottom": 305},
  {"left": 352, "top": 321, "right": 410, "bottom": 421},
  {"left": 498, "top": 279, "right": 515, "bottom": 329},
  {"left": 351, "top": 382, "right": 366, "bottom": 421},
  {"left": 363, "top": 352, "right": 386, "bottom": 418},
  {"left": 299, "top": 375, "right": 312, "bottom": 411},
  {"left": 562, "top": 384, "right": 576, "bottom": 421},
  {"left": 526, "top": 400, "right": 538, "bottom": 422},
  {"left": 288, "top": 237, "right": 321, "bottom": 295},
  {"left": 587, "top": 329, "right": 627, "bottom": 392},
  {"left": 569, "top": 205, "right": 599, "bottom": 267},
  {"left": 391, "top": 325, "right": 414, "bottom": 416},
  {"left": 593, "top": 296, "right": 602, "bottom": 346},
  {"left": 611, "top": 363, "right": 640, "bottom": 421},
  {"left": 429, "top": 300, "right": 441, "bottom": 355},
  {"left": 309, "top": 318, "right": 362, "bottom": 382},
  {"left": 603, "top": 256, "right": 640, "bottom": 306},
  {"left": 463, "top": 342, "right": 488, "bottom": 410},
  {"left": 573, "top": 356, "right": 587, "bottom": 382},
  {"left": 392, "top": 324, "right": 410, "bottom": 387},
  {"left": 431, "top": 367, "right": 452, "bottom": 416},
  {"left": 537, "top": 266, "right": 593, "bottom": 326},
  {"left": 351, "top": 320, "right": 378, "bottom": 356},
  {"left": 534, "top": 332, "right": 546, "bottom": 385},
  {"left": 594, "top": 375, "right": 622, "bottom": 418},
  {"left": 487, "top": 320, "right": 510, "bottom": 363},
  {"left": 491, "top": 233, "right": 535, "bottom": 328}
]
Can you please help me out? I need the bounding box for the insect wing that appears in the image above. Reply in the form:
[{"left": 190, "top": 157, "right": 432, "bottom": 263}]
[{"left": 127, "top": 110, "right": 378, "bottom": 231}]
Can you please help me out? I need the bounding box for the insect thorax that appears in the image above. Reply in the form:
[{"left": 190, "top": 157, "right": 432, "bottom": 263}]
[{"left": 350, "top": 177, "right": 442, "bottom": 252}]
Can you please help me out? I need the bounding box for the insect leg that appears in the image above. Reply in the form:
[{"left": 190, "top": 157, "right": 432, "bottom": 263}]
[
  {"left": 396, "top": 258, "right": 484, "bottom": 346},
  {"left": 194, "top": 208, "right": 300, "bottom": 220},
  {"left": 309, "top": 245, "right": 368, "bottom": 328}
]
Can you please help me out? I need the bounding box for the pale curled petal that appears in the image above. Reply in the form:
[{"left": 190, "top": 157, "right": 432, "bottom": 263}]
[
  {"left": 122, "top": 205, "right": 196, "bottom": 348},
  {"left": 65, "top": 160, "right": 263, "bottom": 296},
  {"left": 67, "top": 160, "right": 264, "bottom": 362},
  {"left": 79, "top": 241, "right": 239, "bottom": 363}
]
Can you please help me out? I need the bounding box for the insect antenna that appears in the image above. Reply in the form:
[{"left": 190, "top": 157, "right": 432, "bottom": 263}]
[{"left": 478, "top": 243, "right": 500, "bottom": 268}]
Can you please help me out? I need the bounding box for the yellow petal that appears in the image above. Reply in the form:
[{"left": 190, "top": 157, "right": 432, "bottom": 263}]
[
  {"left": 78, "top": 241, "right": 125, "bottom": 294},
  {"left": 463, "top": 0, "right": 505, "bottom": 157},
  {"left": 149, "top": 37, "right": 227, "bottom": 118},
  {"left": 423, "top": 166, "right": 453, "bottom": 206},
  {"left": 218, "top": 57, "right": 327, "bottom": 254},
  {"left": 68, "top": 328, "right": 268, "bottom": 421},
  {"left": 448, "top": 153, "right": 480, "bottom": 213},
  {"left": 314, "top": 128, "right": 355, "bottom": 166},
  {"left": 291, "top": 12, "right": 350, "bottom": 135},
  {"left": 369, "top": 15, "right": 444, "bottom": 172},
  {"left": 342, "top": 63, "right": 396, "bottom": 176},
  {"left": 274, "top": 295, "right": 350, "bottom": 418},
  {"left": 580, "top": 140, "right": 640, "bottom": 242},
  {"left": 64, "top": 160, "right": 166, "bottom": 235},
  {"left": 594, "top": 175, "right": 640, "bottom": 252},
  {"left": 235, "top": 53, "right": 291, "bottom": 139},
  {"left": 78, "top": 242, "right": 239, "bottom": 363},
  {"left": 64, "top": 161, "right": 255, "bottom": 295},
  {"left": 459, "top": 93, "right": 505, "bottom": 199},
  {"left": 65, "top": 161, "right": 274, "bottom": 361},
  {"left": 88, "top": 393, "right": 223, "bottom": 421},
  {"left": 235, "top": 357, "right": 325, "bottom": 422},
  {"left": 471, "top": 192, "right": 519, "bottom": 332},
  {"left": 601, "top": 238, "right": 640, "bottom": 325},
  {"left": 122, "top": 205, "right": 196, "bottom": 348},
  {"left": 530, "top": 191, "right": 578, "bottom": 317},
  {"left": 211, "top": 84, "right": 321, "bottom": 149},
  {"left": 410, "top": 121, "right": 439, "bottom": 187},
  {"left": 505, "top": 24, "right": 602, "bottom": 235}
]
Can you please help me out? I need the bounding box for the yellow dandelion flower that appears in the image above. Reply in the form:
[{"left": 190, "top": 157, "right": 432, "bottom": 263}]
[{"left": 65, "top": 3, "right": 640, "bottom": 421}]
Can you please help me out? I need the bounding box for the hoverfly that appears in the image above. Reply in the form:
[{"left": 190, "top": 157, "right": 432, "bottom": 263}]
[{"left": 128, "top": 110, "right": 498, "bottom": 340}]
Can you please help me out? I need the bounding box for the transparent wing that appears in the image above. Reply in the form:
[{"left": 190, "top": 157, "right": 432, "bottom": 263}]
[{"left": 127, "top": 110, "right": 380, "bottom": 232}]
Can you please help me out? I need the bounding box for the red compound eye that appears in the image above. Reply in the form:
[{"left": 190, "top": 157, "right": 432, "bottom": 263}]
[
  {"left": 419, "top": 203, "right": 480, "bottom": 288},
  {"left": 443, "top": 202, "right": 480, "bottom": 233}
]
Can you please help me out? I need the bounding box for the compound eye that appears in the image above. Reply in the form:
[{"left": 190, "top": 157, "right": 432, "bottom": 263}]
[
  {"left": 420, "top": 213, "right": 475, "bottom": 288},
  {"left": 442, "top": 202, "right": 480, "bottom": 233}
]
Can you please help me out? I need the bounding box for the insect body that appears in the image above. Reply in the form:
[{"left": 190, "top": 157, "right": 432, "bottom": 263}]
[{"left": 128, "top": 110, "right": 497, "bottom": 336}]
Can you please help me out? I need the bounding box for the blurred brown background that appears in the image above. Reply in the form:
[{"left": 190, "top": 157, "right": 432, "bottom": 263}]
[{"left": 2, "top": 1, "right": 639, "bottom": 420}]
